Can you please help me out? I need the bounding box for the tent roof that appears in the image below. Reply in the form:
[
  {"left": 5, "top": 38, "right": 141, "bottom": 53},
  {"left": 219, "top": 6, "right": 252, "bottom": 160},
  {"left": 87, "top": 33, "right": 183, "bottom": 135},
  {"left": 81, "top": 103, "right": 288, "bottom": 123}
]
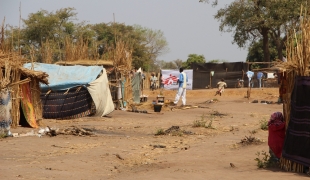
[{"left": 24, "top": 63, "right": 103, "bottom": 91}]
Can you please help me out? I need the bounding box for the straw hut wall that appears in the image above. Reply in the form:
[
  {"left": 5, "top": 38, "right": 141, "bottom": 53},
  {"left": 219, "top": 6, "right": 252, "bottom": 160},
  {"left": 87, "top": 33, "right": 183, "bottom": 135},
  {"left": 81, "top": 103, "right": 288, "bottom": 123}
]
[
  {"left": 111, "top": 40, "right": 134, "bottom": 105},
  {"left": 0, "top": 52, "right": 49, "bottom": 127},
  {"left": 276, "top": 7, "right": 310, "bottom": 173},
  {"left": 1, "top": 16, "right": 51, "bottom": 127}
]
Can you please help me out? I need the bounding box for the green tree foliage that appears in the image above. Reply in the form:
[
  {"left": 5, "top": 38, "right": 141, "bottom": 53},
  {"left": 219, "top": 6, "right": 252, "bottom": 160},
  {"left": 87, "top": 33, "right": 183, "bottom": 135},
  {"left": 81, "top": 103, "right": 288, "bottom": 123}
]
[
  {"left": 154, "top": 59, "right": 183, "bottom": 71},
  {"left": 199, "top": 0, "right": 218, "bottom": 6},
  {"left": 183, "top": 54, "right": 206, "bottom": 69},
  {"left": 92, "top": 22, "right": 144, "bottom": 61},
  {"left": 162, "top": 61, "right": 178, "bottom": 69},
  {"left": 17, "top": 7, "right": 78, "bottom": 62},
  {"left": 4, "top": 7, "right": 169, "bottom": 69},
  {"left": 213, "top": 0, "right": 306, "bottom": 63},
  {"left": 23, "top": 8, "right": 77, "bottom": 46},
  {"left": 247, "top": 38, "right": 284, "bottom": 63},
  {"left": 134, "top": 25, "right": 169, "bottom": 71},
  {"left": 207, "top": 59, "right": 226, "bottom": 63},
  {"left": 208, "top": 59, "right": 220, "bottom": 63},
  {"left": 91, "top": 23, "right": 169, "bottom": 71}
]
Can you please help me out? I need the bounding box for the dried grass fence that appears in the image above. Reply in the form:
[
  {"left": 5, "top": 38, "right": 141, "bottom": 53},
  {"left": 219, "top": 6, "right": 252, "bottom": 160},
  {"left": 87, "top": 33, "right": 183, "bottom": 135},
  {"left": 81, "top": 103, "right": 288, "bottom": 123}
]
[
  {"left": 110, "top": 40, "right": 134, "bottom": 104},
  {"left": 277, "top": 6, "right": 310, "bottom": 173},
  {"left": 1, "top": 19, "right": 48, "bottom": 128}
]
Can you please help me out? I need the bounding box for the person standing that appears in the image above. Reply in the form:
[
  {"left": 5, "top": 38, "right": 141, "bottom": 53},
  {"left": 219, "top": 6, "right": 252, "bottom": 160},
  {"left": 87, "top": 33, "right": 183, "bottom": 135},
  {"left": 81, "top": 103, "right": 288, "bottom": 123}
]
[
  {"left": 215, "top": 78, "right": 227, "bottom": 96},
  {"left": 160, "top": 73, "right": 164, "bottom": 89},
  {"left": 257, "top": 71, "right": 264, "bottom": 88},
  {"left": 173, "top": 68, "right": 188, "bottom": 106},
  {"left": 150, "top": 73, "right": 157, "bottom": 91},
  {"left": 246, "top": 69, "right": 254, "bottom": 88}
]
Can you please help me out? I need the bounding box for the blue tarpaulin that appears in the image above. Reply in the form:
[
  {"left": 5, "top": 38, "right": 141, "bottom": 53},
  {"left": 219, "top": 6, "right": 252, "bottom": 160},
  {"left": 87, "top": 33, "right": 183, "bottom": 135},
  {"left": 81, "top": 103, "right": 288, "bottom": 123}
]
[{"left": 24, "top": 63, "right": 103, "bottom": 91}]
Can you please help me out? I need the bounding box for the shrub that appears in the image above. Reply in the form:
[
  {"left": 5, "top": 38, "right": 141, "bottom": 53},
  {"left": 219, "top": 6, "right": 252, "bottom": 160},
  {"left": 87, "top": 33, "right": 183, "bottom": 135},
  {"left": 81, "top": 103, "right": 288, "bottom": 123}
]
[
  {"left": 155, "top": 129, "right": 165, "bottom": 136},
  {"left": 260, "top": 119, "right": 268, "bottom": 130}
]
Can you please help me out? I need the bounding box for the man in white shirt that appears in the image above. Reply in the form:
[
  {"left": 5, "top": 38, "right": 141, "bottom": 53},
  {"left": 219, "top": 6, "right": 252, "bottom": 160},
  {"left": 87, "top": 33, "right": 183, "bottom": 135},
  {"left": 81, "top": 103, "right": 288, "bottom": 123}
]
[
  {"left": 150, "top": 73, "right": 158, "bottom": 91},
  {"left": 246, "top": 70, "right": 254, "bottom": 88},
  {"left": 173, "top": 68, "right": 188, "bottom": 106}
]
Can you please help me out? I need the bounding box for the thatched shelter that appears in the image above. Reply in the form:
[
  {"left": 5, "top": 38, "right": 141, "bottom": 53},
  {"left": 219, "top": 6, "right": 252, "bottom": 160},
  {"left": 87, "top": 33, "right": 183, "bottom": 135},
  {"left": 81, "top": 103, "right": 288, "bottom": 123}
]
[
  {"left": 268, "top": 8, "right": 310, "bottom": 173},
  {"left": 55, "top": 59, "right": 114, "bottom": 67},
  {"left": 0, "top": 52, "right": 49, "bottom": 132}
]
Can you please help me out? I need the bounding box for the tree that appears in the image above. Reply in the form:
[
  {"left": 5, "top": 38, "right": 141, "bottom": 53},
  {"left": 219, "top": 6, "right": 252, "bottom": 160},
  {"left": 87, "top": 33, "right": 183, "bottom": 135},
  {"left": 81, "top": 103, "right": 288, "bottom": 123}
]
[
  {"left": 199, "top": 0, "right": 218, "bottom": 6},
  {"left": 173, "top": 59, "right": 183, "bottom": 69},
  {"left": 20, "top": 7, "right": 78, "bottom": 61},
  {"left": 247, "top": 38, "right": 283, "bottom": 63},
  {"left": 267, "top": 1, "right": 303, "bottom": 60},
  {"left": 208, "top": 59, "right": 227, "bottom": 63},
  {"left": 214, "top": 0, "right": 305, "bottom": 65},
  {"left": 92, "top": 22, "right": 140, "bottom": 58},
  {"left": 92, "top": 23, "right": 169, "bottom": 71},
  {"left": 134, "top": 25, "right": 169, "bottom": 70},
  {"left": 183, "top": 54, "right": 206, "bottom": 69},
  {"left": 5, "top": 7, "right": 170, "bottom": 68},
  {"left": 214, "top": 1, "right": 271, "bottom": 63},
  {"left": 23, "top": 8, "right": 77, "bottom": 46}
]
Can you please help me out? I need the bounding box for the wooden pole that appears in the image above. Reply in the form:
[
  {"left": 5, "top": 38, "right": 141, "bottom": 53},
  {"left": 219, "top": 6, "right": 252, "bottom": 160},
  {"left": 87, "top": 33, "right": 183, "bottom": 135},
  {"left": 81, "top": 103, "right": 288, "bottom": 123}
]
[
  {"left": 209, "top": 72, "right": 211, "bottom": 88},
  {"left": 225, "top": 68, "right": 227, "bottom": 80}
]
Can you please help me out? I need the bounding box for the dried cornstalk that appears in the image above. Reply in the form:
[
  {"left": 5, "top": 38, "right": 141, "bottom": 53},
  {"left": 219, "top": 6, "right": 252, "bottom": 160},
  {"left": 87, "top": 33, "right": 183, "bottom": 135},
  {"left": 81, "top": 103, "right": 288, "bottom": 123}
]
[{"left": 279, "top": 6, "right": 310, "bottom": 173}]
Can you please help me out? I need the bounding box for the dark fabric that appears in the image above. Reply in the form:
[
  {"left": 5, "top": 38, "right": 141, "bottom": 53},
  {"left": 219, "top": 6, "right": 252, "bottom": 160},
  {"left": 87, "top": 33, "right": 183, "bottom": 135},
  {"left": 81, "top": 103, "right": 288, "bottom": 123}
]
[
  {"left": 268, "top": 112, "right": 285, "bottom": 159},
  {"left": 191, "top": 62, "right": 279, "bottom": 89},
  {"left": 282, "top": 76, "right": 310, "bottom": 166},
  {"left": 41, "top": 86, "right": 93, "bottom": 119},
  {"left": 192, "top": 62, "right": 247, "bottom": 89}
]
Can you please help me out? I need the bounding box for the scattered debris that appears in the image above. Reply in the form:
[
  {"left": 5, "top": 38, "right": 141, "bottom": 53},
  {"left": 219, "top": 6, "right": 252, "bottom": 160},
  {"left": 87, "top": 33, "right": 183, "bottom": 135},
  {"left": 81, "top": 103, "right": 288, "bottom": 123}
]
[
  {"left": 210, "top": 110, "right": 227, "bottom": 118},
  {"left": 181, "top": 146, "right": 190, "bottom": 150},
  {"left": 239, "top": 135, "right": 263, "bottom": 145},
  {"left": 46, "top": 126, "right": 57, "bottom": 137},
  {"left": 252, "top": 100, "right": 274, "bottom": 104},
  {"left": 170, "top": 105, "right": 201, "bottom": 111},
  {"left": 58, "top": 126, "right": 95, "bottom": 136},
  {"left": 152, "top": 144, "right": 166, "bottom": 148},
  {"left": 260, "top": 100, "right": 273, "bottom": 104},
  {"left": 230, "top": 163, "right": 236, "bottom": 168},
  {"left": 155, "top": 126, "right": 193, "bottom": 136},
  {"left": 165, "top": 126, "right": 181, "bottom": 134},
  {"left": 129, "top": 104, "right": 148, "bottom": 113},
  {"left": 200, "top": 99, "right": 219, "bottom": 104},
  {"left": 115, "top": 154, "right": 124, "bottom": 160}
]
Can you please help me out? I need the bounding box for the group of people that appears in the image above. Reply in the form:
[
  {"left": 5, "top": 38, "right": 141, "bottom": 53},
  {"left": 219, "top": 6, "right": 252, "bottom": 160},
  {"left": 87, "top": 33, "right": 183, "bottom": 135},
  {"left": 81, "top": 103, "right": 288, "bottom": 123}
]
[
  {"left": 150, "top": 73, "right": 164, "bottom": 91},
  {"left": 172, "top": 67, "right": 228, "bottom": 106},
  {"left": 153, "top": 67, "right": 270, "bottom": 107},
  {"left": 246, "top": 70, "right": 265, "bottom": 88}
]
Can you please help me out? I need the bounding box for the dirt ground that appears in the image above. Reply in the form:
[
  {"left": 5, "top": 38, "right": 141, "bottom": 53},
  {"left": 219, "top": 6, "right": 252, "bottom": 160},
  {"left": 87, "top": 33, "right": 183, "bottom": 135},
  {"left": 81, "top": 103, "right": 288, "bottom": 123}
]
[{"left": 1, "top": 87, "right": 309, "bottom": 180}]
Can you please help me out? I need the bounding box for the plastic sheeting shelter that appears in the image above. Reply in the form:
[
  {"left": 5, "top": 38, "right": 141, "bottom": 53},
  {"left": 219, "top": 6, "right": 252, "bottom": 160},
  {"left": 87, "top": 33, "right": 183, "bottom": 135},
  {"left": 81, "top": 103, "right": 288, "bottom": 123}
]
[{"left": 24, "top": 63, "right": 114, "bottom": 119}]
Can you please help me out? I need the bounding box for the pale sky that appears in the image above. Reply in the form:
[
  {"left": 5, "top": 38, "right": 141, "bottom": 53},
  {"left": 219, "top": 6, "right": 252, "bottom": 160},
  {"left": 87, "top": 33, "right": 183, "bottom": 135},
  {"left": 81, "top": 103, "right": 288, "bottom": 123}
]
[{"left": 0, "top": 0, "right": 248, "bottom": 62}]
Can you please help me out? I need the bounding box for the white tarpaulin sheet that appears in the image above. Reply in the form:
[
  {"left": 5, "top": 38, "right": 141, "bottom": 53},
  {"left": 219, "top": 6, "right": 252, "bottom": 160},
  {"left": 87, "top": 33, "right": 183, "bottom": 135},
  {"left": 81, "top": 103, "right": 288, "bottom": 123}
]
[
  {"left": 161, "top": 69, "right": 193, "bottom": 90},
  {"left": 87, "top": 68, "right": 114, "bottom": 117}
]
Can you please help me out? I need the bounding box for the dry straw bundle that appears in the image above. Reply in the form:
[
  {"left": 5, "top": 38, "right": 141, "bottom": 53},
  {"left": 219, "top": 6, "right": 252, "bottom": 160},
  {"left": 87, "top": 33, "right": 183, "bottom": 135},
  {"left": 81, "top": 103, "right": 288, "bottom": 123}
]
[
  {"left": 64, "top": 36, "right": 90, "bottom": 62},
  {"left": 111, "top": 40, "right": 134, "bottom": 104},
  {"left": 278, "top": 6, "right": 310, "bottom": 173}
]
